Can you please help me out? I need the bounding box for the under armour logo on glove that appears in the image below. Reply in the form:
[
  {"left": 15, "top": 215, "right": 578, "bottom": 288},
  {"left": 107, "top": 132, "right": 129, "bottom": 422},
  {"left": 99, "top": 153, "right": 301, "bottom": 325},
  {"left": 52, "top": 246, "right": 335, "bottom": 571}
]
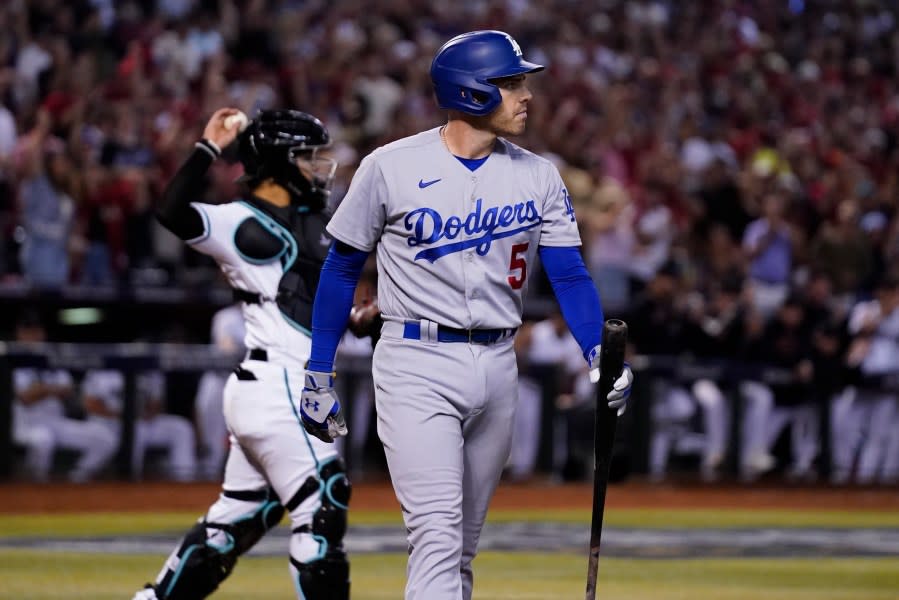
[
  {"left": 587, "top": 344, "right": 634, "bottom": 416},
  {"left": 299, "top": 369, "right": 348, "bottom": 443}
]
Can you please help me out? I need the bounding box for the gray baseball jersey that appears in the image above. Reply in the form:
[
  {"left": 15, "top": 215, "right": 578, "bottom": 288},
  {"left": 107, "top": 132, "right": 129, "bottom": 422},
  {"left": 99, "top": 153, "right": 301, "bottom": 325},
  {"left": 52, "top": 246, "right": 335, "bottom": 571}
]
[
  {"left": 326, "top": 127, "right": 581, "bottom": 329},
  {"left": 326, "top": 127, "right": 582, "bottom": 600}
]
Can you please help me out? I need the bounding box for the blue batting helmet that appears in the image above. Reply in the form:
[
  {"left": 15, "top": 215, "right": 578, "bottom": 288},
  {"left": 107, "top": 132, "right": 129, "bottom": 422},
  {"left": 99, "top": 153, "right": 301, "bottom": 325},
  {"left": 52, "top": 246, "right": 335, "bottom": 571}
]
[{"left": 430, "top": 30, "right": 544, "bottom": 116}]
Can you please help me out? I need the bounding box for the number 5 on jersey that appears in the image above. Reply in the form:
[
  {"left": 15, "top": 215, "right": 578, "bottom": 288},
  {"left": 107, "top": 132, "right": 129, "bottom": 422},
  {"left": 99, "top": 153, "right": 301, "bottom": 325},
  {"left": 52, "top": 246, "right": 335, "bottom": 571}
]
[{"left": 508, "top": 242, "right": 529, "bottom": 289}]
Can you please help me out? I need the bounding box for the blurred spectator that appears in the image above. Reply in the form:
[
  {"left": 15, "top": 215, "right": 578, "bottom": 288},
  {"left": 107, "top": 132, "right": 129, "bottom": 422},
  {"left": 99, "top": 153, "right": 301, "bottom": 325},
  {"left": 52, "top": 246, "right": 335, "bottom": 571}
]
[
  {"left": 0, "top": 80, "right": 16, "bottom": 161},
  {"left": 7, "top": 0, "right": 899, "bottom": 486},
  {"left": 82, "top": 368, "right": 197, "bottom": 481},
  {"left": 742, "top": 192, "right": 795, "bottom": 318},
  {"left": 510, "top": 310, "right": 583, "bottom": 482},
  {"left": 629, "top": 180, "right": 676, "bottom": 292},
  {"left": 351, "top": 54, "right": 404, "bottom": 146},
  {"left": 808, "top": 199, "right": 874, "bottom": 302},
  {"left": 0, "top": 0, "right": 896, "bottom": 315},
  {"left": 838, "top": 275, "right": 899, "bottom": 484},
  {"left": 683, "top": 273, "right": 759, "bottom": 481},
  {"left": 12, "top": 311, "right": 117, "bottom": 482},
  {"left": 628, "top": 261, "right": 729, "bottom": 481},
  {"left": 741, "top": 294, "right": 819, "bottom": 481},
  {"left": 808, "top": 317, "right": 849, "bottom": 481},
  {"left": 583, "top": 171, "right": 634, "bottom": 314},
  {"left": 692, "top": 158, "right": 750, "bottom": 245},
  {"left": 16, "top": 111, "right": 78, "bottom": 289},
  {"left": 194, "top": 302, "right": 244, "bottom": 480}
]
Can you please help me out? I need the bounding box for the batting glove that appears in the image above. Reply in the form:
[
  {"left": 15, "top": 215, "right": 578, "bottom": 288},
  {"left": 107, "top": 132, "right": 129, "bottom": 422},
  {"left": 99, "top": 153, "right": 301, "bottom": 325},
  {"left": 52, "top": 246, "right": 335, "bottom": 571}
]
[
  {"left": 587, "top": 344, "right": 634, "bottom": 416},
  {"left": 299, "top": 370, "right": 348, "bottom": 443}
]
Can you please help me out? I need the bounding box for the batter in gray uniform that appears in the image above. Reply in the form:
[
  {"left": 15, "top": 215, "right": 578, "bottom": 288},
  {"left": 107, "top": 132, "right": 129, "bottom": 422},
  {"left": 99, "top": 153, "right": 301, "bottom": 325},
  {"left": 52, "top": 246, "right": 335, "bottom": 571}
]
[{"left": 300, "top": 30, "right": 634, "bottom": 600}]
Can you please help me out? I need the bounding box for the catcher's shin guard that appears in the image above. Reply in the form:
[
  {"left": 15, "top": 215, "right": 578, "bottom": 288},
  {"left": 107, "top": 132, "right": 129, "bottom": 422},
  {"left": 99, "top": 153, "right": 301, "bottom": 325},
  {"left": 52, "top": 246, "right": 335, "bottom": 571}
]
[
  {"left": 151, "top": 488, "right": 284, "bottom": 600},
  {"left": 288, "top": 458, "right": 352, "bottom": 599}
]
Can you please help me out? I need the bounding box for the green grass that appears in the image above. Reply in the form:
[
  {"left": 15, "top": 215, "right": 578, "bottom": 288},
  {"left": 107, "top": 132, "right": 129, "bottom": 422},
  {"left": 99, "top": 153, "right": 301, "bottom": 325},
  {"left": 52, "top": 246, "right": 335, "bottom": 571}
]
[
  {"left": 3, "top": 507, "right": 898, "bottom": 598},
  {"left": 2, "top": 550, "right": 898, "bottom": 599},
  {"left": 2, "top": 508, "right": 898, "bottom": 538}
]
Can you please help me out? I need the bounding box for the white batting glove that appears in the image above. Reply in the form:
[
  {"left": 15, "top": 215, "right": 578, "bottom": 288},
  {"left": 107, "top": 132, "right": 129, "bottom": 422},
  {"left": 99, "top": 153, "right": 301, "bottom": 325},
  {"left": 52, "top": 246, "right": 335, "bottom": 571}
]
[
  {"left": 587, "top": 344, "right": 633, "bottom": 416},
  {"left": 300, "top": 370, "right": 348, "bottom": 443}
]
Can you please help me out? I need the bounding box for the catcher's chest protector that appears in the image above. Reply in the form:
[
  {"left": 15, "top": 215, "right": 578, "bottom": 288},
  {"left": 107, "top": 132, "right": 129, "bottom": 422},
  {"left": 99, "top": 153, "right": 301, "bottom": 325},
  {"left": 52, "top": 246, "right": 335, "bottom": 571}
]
[{"left": 234, "top": 203, "right": 331, "bottom": 331}]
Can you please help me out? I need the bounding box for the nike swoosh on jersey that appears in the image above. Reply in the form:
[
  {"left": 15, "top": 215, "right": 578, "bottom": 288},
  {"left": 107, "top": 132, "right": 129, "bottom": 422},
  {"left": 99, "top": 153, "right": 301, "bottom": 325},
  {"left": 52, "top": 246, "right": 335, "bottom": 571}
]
[{"left": 418, "top": 178, "right": 441, "bottom": 188}]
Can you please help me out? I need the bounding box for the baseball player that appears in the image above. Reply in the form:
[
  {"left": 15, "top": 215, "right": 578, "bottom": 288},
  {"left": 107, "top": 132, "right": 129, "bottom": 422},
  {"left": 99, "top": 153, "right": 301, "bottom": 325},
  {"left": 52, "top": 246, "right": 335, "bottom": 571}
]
[
  {"left": 133, "top": 108, "right": 350, "bottom": 600},
  {"left": 299, "top": 31, "right": 634, "bottom": 600},
  {"left": 12, "top": 311, "right": 117, "bottom": 482},
  {"left": 837, "top": 275, "right": 899, "bottom": 483},
  {"left": 81, "top": 369, "right": 197, "bottom": 481}
]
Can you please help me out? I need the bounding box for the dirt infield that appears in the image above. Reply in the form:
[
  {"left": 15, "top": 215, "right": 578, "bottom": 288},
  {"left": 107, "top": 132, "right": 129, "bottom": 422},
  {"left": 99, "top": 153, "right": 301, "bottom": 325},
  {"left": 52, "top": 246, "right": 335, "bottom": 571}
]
[{"left": 0, "top": 478, "right": 896, "bottom": 513}]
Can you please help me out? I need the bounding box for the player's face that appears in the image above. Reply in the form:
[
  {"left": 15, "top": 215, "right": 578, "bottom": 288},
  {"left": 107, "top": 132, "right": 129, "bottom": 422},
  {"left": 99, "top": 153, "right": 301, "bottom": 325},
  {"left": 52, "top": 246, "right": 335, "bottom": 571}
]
[{"left": 487, "top": 75, "right": 532, "bottom": 136}]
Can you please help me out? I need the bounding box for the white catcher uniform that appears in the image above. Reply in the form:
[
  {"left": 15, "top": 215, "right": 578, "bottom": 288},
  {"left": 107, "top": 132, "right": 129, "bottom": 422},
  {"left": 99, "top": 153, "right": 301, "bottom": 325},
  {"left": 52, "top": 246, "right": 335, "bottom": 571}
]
[
  {"left": 194, "top": 304, "right": 245, "bottom": 480},
  {"left": 326, "top": 128, "right": 581, "bottom": 599},
  {"left": 187, "top": 198, "right": 341, "bottom": 542},
  {"left": 135, "top": 111, "right": 351, "bottom": 600}
]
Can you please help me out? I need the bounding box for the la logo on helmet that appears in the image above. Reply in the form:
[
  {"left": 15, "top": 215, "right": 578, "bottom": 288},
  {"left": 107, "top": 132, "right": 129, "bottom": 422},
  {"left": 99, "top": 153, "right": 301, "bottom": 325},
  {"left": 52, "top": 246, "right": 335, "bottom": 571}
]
[{"left": 503, "top": 33, "right": 523, "bottom": 56}]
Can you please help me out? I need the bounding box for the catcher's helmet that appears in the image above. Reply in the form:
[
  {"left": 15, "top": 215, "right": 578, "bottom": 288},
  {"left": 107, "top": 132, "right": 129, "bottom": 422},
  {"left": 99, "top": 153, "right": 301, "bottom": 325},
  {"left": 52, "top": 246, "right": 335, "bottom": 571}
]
[
  {"left": 430, "top": 30, "right": 544, "bottom": 116},
  {"left": 236, "top": 110, "right": 336, "bottom": 210}
]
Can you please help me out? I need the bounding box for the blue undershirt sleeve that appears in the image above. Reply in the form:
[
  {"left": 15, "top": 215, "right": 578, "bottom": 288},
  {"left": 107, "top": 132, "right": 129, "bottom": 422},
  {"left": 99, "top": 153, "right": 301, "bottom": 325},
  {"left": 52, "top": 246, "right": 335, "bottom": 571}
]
[
  {"left": 307, "top": 242, "right": 369, "bottom": 372},
  {"left": 538, "top": 245, "right": 604, "bottom": 359}
]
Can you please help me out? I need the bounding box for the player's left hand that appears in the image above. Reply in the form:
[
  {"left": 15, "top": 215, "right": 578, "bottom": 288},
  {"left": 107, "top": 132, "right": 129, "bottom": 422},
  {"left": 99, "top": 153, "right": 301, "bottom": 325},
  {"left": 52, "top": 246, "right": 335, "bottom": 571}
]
[
  {"left": 299, "top": 370, "right": 348, "bottom": 443},
  {"left": 587, "top": 344, "right": 633, "bottom": 416}
]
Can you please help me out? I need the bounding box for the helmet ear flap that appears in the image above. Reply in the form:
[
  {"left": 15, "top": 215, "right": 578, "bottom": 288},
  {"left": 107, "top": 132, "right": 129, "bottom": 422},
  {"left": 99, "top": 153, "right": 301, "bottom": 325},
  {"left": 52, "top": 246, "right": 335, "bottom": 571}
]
[
  {"left": 430, "top": 30, "right": 543, "bottom": 115},
  {"left": 432, "top": 78, "right": 502, "bottom": 116},
  {"left": 235, "top": 120, "right": 264, "bottom": 184}
]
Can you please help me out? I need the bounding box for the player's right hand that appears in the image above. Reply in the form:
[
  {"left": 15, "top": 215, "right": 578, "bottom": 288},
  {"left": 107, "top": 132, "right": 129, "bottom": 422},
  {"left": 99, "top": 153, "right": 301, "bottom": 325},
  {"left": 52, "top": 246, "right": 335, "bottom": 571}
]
[
  {"left": 202, "top": 107, "right": 245, "bottom": 151},
  {"left": 299, "top": 370, "right": 348, "bottom": 443},
  {"left": 587, "top": 344, "right": 633, "bottom": 416}
]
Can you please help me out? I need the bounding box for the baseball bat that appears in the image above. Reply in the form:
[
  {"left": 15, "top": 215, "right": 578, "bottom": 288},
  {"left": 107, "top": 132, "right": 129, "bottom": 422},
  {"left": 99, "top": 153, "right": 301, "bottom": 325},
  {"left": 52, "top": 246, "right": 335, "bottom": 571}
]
[{"left": 585, "top": 318, "right": 628, "bottom": 600}]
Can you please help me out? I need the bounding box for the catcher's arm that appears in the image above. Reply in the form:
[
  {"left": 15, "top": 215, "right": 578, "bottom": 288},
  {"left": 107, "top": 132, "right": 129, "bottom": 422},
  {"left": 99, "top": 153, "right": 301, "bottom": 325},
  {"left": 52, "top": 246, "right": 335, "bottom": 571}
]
[{"left": 156, "top": 108, "right": 243, "bottom": 240}]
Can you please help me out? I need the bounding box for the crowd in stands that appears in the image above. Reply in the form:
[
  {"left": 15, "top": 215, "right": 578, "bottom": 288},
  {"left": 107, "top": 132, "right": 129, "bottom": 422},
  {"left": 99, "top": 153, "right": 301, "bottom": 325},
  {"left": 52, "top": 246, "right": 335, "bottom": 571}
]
[{"left": 4, "top": 0, "right": 899, "bottom": 484}]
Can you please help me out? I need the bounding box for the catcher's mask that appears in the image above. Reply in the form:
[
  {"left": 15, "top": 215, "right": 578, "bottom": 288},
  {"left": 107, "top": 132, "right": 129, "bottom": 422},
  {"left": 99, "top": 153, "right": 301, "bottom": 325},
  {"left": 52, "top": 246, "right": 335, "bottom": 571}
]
[{"left": 236, "top": 109, "right": 337, "bottom": 211}]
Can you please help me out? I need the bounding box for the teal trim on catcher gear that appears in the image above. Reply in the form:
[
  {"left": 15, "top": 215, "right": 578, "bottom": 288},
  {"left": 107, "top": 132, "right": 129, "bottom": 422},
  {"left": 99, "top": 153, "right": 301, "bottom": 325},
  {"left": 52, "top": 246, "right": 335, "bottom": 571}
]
[
  {"left": 237, "top": 200, "right": 297, "bottom": 270},
  {"left": 285, "top": 367, "right": 320, "bottom": 468},
  {"left": 323, "top": 469, "right": 349, "bottom": 511},
  {"left": 314, "top": 458, "right": 351, "bottom": 544},
  {"left": 150, "top": 488, "right": 284, "bottom": 600},
  {"left": 232, "top": 214, "right": 289, "bottom": 265},
  {"left": 288, "top": 457, "right": 352, "bottom": 600}
]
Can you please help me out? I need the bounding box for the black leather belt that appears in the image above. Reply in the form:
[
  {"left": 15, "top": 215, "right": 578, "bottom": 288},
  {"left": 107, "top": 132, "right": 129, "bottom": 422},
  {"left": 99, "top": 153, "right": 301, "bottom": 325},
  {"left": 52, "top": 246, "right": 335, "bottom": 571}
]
[
  {"left": 248, "top": 348, "right": 268, "bottom": 361},
  {"left": 402, "top": 321, "right": 516, "bottom": 344}
]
